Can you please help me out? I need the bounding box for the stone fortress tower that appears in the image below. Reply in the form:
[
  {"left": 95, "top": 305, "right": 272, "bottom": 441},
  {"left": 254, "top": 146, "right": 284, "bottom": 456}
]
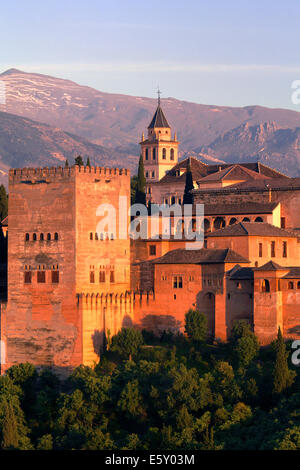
[{"left": 2, "top": 165, "right": 133, "bottom": 372}]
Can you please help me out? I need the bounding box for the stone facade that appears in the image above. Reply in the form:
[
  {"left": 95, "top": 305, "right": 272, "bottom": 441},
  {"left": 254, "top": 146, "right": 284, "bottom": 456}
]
[
  {"left": 0, "top": 102, "right": 300, "bottom": 372},
  {"left": 1, "top": 165, "right": 132, "bottom": 372}
]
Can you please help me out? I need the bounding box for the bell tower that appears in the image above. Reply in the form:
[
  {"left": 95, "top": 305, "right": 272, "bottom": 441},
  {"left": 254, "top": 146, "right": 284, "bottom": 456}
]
[{"left": 140, "top": 91, "right": 179, "bottom": 183}]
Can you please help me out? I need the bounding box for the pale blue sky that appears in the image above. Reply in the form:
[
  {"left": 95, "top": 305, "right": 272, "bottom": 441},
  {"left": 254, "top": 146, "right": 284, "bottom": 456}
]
[{"left": 1, "top": 0, "right": 300, "bottom": 109}]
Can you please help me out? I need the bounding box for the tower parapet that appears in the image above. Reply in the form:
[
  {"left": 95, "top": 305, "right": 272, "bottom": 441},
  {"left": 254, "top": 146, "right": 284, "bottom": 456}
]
[{"left": 9, "top": 165, "right": 130, "bottom": 184}]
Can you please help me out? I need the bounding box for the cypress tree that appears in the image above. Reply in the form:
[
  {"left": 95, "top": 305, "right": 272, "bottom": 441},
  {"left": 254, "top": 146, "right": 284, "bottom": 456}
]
[
  {"left": 273, "top": 327, "right": 295, "bottom": 395},
  {"left": 1, "top": 401, "right": 19, "bottom": 449},
  {"left": 86, "top": 157, "right": 91, "bottom": 168},
  {"left": 183, "top": 160, "right": 194, "bottom": 205},
  {"left": 134, "top": 155, "right": 146, "bottom": 206},
  {"left": 74, "top": 155, "right": 84, "bottom": 167},
  {"left": 0, "top": 185, "right": 8, "bottom": 220}
]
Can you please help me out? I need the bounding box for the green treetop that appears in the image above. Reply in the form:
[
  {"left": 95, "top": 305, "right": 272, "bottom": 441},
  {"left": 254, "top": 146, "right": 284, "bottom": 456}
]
[
  {"left": 134, "top": 155, "right": 146, "bottom": 206},
  {"left": 75, "top": 155, "right": 84, "bottom": 167},
  {"left": 0, "top": 185, "right": 8, "bottom": 220},
  {"left": 111, "top": 327, "right": 144, "bottom": 360},
  {"left": 183, "top": 160, "right": 194, "bottom": 205},
  {"left": 273, "top": 327, "right": 296, "bottom": 395}
]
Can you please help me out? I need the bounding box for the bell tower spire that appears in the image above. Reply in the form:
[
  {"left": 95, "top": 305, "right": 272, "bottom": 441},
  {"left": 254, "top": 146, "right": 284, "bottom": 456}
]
[{"left": 139, "top": 91, "right": 179, "bottom": 189}]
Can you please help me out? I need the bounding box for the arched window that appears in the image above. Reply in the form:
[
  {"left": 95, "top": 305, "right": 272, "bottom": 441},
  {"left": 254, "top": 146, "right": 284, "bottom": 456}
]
[
  {"left": 288, "top": 281, "right": 294, "bottom": 290},
  {"left": 40, "top": 233, "right": 44, "bottom": 241},
  {"left": 162, "top": 148, "right": 167, "bottom": 160},
  {"left": 90, "top": 271, "right": 95, "bottom": 283},
  {"left": 25, "top": 233, "right": 30, "bottom": 241},
  {"left": 255, "top": 217, "right": 263, "bottom": 222},
  {"left": 95, "top": 232, "right": 98, "bottom": 241},
  {"left": 170, "top": 148, "right": 174, "bottom": 160},
  {"left": 229, "top": 217, "right": 237, "bottom": 225},
  {"left": 47, "top": 233, "right": 51, "bottom": 241},
  {"left": 242, "top": 217, "right": 250, "bottom": 222},
  {"left": 214, "top": 217, "right": 225, "bottom": 230},
  {"left": 90, "top": 232, "right": 93, "bottom": 240},
  {"left": 145, "top": 148, "right": 149, "bottom": 160},
  {"left": 54, "top": 233, "right": 59, "bottom": 241},
  {"left": 33, "top": 233, "right": 37, "bottom": 241},
  {"left": 262, "top": 279, "right": 270, "bottom": 292},
  {"left": 171, "top": 196, "right": 176, "bottom": 205},
  {"left": 297, "top": 281, "right": 300, "bottom": 289},
  {"left": 152, "top": 148, "right": 156, "bottom": 160}
]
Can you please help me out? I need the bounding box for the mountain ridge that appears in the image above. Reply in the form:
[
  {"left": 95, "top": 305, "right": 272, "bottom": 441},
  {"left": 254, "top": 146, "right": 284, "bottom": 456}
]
[{"left": 1, "top": 68, "right": 300, "bottom": 177}]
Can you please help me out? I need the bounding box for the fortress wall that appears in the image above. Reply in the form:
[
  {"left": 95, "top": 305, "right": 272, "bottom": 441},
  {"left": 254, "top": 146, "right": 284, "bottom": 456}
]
[
  {"left": 75, "top": 167, "right": 131, "bottom": 296},
  {"left": 5, "top": 169, "right": 81, "bottom": 371}
]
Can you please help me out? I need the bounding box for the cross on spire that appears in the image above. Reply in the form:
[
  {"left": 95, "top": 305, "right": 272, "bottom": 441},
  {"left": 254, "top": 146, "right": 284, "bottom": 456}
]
[{"left": 157, "top": 86, "right": 161, "bottom": 106}]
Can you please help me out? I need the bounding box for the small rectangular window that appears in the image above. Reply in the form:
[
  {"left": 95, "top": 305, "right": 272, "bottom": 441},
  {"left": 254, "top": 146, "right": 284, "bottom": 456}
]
[
  {"left": 99, "top": 271, "right": 105, "bottom": 283},
  {"left": 271, "top": 241, "right": 275, "bottom": 258},
  {"left": 37, "top": 271, "right": 45, "bottom": 283},
  {"left": 52, "top": 271, "right": 59, "bottom": 284},
  {"left": 110, "top": 271, "right": 115, "bottom": 283},
  {"left": 281, "top": 217, "right": 286, "bottom": 229},
  {"left": 90, "top": 271, "right": 95, "bottom": 283},
  {"left": 283, "top": 241, "right": 287, "bottom": 258},
  {"left": 173, "top": 276, "right": 183, "bottom": 288},
  {"left": 24, "top": 271, "right": 32, "bottom": 284},
  {"left": 149, "top": 245, "right": 156, "bottom": 256},
  {"left": 259, "top": 243, "right": 263, "bottom": 257}
]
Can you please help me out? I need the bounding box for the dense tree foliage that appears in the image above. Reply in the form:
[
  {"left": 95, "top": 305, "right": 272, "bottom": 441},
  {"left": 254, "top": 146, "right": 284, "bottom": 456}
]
[
  {"left": 0, "top": 184, "right": 8, "bottom": 220},
  {"left": 183, "top": 161, "right": 194, "bottom": 205},
  {"left": 74, "top": 156, "right": 84, "bottom": 167},
  {"left": 0, "top": 320, "right": 299, "bottom": 450},
  {"left": 184, "top": 309, "right": 207, "bottom": 343},
  {"left": 273, "top": 327, "right": 296, "bottom": 395},
  {"left": 134, "top": 155, "right": 146, "bottom": 206},
  {"left": 111, "top": 327, "right": 144, "bottom": 360}
]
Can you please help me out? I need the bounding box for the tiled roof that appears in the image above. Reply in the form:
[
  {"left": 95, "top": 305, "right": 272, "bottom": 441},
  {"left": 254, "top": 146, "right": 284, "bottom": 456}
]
[
  {"left": 205, "top": 162, "right": 289, "bottom": 179},
  {"left": 203, "top": 202, "right": 278, "bottom": 216},
  {"left": 282, "top": 268, "right": 300, "bottom": 279},
  {"left": 206, "top": 222, "right": 298, "bottom": 238},
  {"left": 153, "top": 248, "right": 250, "bottom": 265},
  {"left": 254, "top": 261, "right": 285, "bottom": 271},
  {"left": 226, "top": 177, "right": 300, "bottom": 192},
  {"left": 155, "top": 158, "right": 289, "bottom": 186},
  {"left": 229, "top": 266, "right": 254, "bottom": 280},
  {"left": 148, "top": 104, "right": 170, "bottom": 129},
  {"left": 198, "top": 164, "right": 269, "bottom": 183},
  {"left": 158, "top": 157, "right": 208, "bottom": 184}
]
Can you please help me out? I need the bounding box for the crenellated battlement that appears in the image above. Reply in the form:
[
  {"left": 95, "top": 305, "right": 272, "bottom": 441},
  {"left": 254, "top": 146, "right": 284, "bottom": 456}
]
[
  {"left": 77, "top": 290, "right": 154, "bottom": 306},
  {"left": 9, "top": 165, "right": 130, "bottom": 184},
  {"left": 76, "top": 165, "right": 129, "bottom": 177}
]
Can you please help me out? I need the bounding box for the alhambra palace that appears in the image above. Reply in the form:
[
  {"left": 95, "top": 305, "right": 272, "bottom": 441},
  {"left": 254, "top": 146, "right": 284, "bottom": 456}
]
[{"left": 0, "top": 101, "right": 300, "bottom": 373}]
